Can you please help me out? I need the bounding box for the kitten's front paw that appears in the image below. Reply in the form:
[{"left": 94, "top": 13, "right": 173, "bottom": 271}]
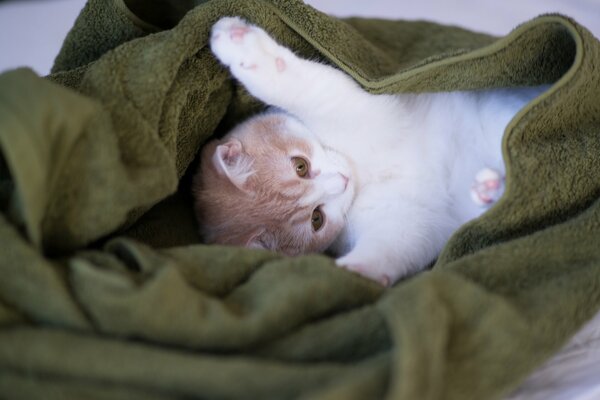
[
  {"left": 336, "top": 256, "right": 392, "bottom": 287},
  {"left": 210, "top": 17, "right": 289, "bottom": 79}
]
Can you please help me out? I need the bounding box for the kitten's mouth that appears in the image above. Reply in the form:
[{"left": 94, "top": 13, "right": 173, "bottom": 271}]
[{"left": 341, "top": 174, "right": 349, "bottom": 191}]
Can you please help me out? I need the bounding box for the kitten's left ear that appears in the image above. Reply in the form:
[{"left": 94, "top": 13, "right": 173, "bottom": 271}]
[{"left": 212, "top": 138, "right": 254, "bottom": 190}]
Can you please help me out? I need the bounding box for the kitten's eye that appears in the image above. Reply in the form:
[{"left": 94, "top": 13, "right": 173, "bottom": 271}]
[
  {"left": 311, "top": 207, "right": 324, "bottom": 231},
  {"left": 292, "top": 157, "right": 309, "bottom": 178}
]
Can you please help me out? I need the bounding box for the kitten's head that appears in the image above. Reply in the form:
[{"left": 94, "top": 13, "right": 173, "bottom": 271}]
[{"left": 193, "top": 112, "right": 355, "bottom": 255}]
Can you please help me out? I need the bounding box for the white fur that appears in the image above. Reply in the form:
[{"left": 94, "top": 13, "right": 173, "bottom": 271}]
[{"left": 210, "top": 17, "right": 549, "bottom": 285}]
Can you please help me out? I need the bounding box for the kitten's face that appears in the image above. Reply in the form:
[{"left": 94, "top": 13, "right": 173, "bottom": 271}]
[{"left": 193, "top": 113, "right": 355, "bottom": 256}]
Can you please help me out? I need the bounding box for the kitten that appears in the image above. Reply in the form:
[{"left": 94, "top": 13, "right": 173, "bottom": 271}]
[{"left": 192, "top": 17, "right": 548, "bottom": 286}]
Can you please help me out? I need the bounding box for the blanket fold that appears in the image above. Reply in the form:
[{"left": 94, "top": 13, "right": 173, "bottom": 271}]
[{"left": 1, "top": 0, "right": 599, "bottom": 399}]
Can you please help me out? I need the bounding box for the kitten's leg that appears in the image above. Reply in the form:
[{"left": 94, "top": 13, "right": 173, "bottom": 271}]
[
  {"left": 335, "top": 189, "right": 456, "bottom": 287},
  {"left": 210, "top": 17, "right": 372, "bottom": 123}
]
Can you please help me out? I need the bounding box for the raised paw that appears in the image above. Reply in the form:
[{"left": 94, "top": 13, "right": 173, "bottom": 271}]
[
  {"left": 210, "top": 17, "right": 289, "bottom": 76},
  {"left": 470, "top": 167, "right": 505, "bottom": 206}
]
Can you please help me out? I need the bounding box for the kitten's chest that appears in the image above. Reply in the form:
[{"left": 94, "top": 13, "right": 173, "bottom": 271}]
[
  {"left": 345, "top": 131, "right": 446, "bottom": 188},
  {"left": 314, "top": 90, "right": 510, "bottom": 192}
]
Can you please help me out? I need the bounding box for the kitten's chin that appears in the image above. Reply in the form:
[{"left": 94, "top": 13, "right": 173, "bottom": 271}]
[
  {"left": 322, "top": 178, "right": 355, "bottom": 257},
  {"left": 325, "top": 231, "right": 351, "bottom": 258}
]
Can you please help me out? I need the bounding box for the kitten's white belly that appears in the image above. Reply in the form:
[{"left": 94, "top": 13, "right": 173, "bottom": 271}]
[{"left": 329, "top": 93, "right": 512, "bottom": 258}]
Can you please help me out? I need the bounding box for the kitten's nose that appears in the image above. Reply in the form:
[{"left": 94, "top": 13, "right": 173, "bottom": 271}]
[{"left": 318, "top": 172, "right": 349, "bottom": 197}]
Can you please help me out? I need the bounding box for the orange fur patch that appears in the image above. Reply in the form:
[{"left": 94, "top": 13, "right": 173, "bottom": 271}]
[{"left": 192, "top": 114, "right": 342, "bottom": 255}]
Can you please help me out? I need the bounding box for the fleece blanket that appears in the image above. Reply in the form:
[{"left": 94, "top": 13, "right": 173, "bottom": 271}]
[{"left": 1, "top": 0, "right": 600, "bottom": 399}]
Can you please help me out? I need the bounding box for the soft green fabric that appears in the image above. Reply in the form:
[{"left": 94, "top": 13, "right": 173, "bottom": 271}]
[{"left": 1, "top": 0, "right": 599, "bottom": 398}]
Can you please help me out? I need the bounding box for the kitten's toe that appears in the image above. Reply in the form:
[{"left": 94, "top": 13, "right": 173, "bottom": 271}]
[
  {"left": 210, "top": 16, "right": 287, "bottom": 75},
  {"left": 336, "top": 257, "right": 392, "bottom": 287},
  {"left": 212, "top": 17, "right": 247, "bottom": 35},
  {"left": 212, "top": 17, "right": 252, "bottom": 43},
  {"left": 470, "top": 167, "right": 505, "bottom": 206},
  {"left": 210, "top": 17, "right": 248, "bottom": 65},
  {"left": 378, "top": 274, "right": 391, "bottom": 287}
]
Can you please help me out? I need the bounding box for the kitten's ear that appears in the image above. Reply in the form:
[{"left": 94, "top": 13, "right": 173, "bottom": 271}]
[{"left": 212, "top": 138, "right": 254, "bottom": 190}]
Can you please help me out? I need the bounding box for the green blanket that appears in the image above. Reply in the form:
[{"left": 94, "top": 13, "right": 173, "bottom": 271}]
[{"left": 1, "top": 0, "right": 600, "bottom": 398}]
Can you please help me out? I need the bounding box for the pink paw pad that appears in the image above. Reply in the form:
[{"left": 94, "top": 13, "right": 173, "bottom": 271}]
[
  {"left": 275, "top": 57, "right": 286, "bottom": 72},
  {"left": 470, "top": 168, "right": 504, "bottom": 206},
  {"left": 230, "top": 26, "right": 251, "bottom": 42}
]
